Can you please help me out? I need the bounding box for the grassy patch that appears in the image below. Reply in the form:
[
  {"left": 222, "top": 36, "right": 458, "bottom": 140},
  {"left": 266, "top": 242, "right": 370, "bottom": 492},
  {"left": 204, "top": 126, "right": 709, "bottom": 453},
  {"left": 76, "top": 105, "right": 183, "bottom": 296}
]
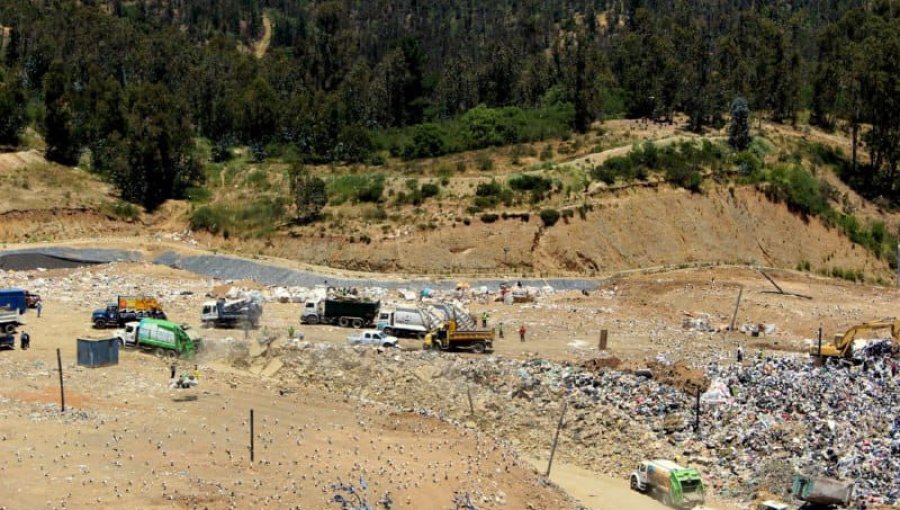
[{"left": 190, "top": 198, "right": 288, "bottom": 238}]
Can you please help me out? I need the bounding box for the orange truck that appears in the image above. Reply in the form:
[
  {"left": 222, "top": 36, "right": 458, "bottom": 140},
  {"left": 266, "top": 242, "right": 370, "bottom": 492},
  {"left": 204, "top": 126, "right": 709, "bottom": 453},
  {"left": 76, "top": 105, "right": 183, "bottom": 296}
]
[{"left": 92, "top": 295, "right": 166, "bottom": 328}]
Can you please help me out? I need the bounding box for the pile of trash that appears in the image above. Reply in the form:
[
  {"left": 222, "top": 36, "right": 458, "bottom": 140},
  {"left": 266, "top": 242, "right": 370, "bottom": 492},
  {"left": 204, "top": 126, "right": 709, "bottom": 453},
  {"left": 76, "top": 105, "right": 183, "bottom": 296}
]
[{"left": 276, "top": 346, "right": 900, "bottom": 505}]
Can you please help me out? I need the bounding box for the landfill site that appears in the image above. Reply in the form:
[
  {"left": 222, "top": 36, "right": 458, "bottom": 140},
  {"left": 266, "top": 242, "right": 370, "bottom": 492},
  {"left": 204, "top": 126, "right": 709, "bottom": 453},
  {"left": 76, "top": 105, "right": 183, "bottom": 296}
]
[{"left": 0, "top": 242, "right": 898, "bottom": 510}]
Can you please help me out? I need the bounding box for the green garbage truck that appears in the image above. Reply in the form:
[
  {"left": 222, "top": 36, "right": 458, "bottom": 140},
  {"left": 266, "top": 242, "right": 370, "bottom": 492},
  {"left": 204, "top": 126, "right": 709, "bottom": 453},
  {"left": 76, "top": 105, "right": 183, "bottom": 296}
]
[
  {"left": 630, "top": 459, "right": 706, "bottom": 508},
  {"left": 116, "top": 318, "right": 200, "bottom": 358}
]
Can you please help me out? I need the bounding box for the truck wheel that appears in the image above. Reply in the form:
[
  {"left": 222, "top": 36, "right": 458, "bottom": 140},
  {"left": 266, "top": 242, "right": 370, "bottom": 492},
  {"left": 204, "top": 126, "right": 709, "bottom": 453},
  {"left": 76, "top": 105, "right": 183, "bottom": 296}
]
[
  {"left": 416, "top": 332, "right": 426, "bottom": 340},
  {"left": 472, "top": 342, "right": 487, "bottom": 354},
  {"left": 630, "top": 476, "right": 640, "bottom": 492},
  {"left": 338, "top": 317, "right": 350, "bottom": 328},
  {"left": 94, "top": 320, "right": 105, "bottom": 329},
  {"left": 351, "top": 318, "right": 363, "bottom": 329},
  {"left": 2, "top": 323, "right": 15, "bottom": 335},
  {"left": 154, "top": 348, "right": 166, "bottom": 358},
  {"left": 304, "top": 316, "right": 319, "bottom": 325},
  {"left": 166, "top": 350, "right": 178, "bottom": 359}
]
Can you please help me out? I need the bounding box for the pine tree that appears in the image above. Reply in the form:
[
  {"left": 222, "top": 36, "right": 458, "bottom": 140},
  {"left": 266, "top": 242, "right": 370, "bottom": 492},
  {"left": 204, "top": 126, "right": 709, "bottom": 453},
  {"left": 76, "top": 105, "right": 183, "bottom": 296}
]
[{"left": 728, "top": 97, "right": 751, "bottom": 151}]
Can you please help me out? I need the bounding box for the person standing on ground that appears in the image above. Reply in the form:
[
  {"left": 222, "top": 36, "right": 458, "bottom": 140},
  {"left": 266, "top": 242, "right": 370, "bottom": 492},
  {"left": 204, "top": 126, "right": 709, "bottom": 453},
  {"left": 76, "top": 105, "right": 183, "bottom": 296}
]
[
  {"left": 36, "top": 301, "right": 43, "bottom": 318},
  {"left": 737, "top": 345, "right": 744, "bottom": 363},
  {"left": 519, "top": 324, "right": 527, "bottom": 343},
  {"left": 481, "top": 312, "right": 489, "bottom": 328},
  {"left": 498, "top": 322, "right": 504, "bottom": 339},
  {"left": 193, "top": 364, "right": 201, "bottom": 381},
  {"left": 170, "top": 363, "right": 177, "bottom": 380},
  {"left": 20, "top": 331, "right": 30, "bottom": 350}
]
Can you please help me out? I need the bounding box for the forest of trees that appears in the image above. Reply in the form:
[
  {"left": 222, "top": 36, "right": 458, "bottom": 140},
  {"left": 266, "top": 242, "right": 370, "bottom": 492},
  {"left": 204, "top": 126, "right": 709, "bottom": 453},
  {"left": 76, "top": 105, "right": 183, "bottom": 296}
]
[{"left": 0, "top": 0, "right": 896, "bottom": 208}]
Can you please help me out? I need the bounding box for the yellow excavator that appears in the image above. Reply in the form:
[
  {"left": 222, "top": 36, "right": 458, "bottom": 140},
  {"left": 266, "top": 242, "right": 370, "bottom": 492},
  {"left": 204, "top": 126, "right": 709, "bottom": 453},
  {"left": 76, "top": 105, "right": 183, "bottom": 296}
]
[{"left": 811, "top": 319, "right": 900, "bottom": 360}]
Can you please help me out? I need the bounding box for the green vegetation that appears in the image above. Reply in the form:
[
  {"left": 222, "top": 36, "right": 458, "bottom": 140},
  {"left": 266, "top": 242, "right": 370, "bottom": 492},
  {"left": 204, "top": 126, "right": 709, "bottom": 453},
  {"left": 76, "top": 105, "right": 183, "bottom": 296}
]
[
  {"left": 327, "top": 174, "right": 385, "bottom": 205},
  {"left": 591, "top": 140, "right": 724, "bottom": 191},
  {"left": 101, "top": 200, "right": 141, "bottom": 221},
  {"left": 382, "top": 104, "right": 574, "bottom": 160},
  {"left": 190, "top": 198, "right": 288, "bottom": 238},
  {"left": 539, "top": 209, "right": 561, "bottom": 227},
  {"left": 0, "top": 0, "right": 892, "bottom": 210}
]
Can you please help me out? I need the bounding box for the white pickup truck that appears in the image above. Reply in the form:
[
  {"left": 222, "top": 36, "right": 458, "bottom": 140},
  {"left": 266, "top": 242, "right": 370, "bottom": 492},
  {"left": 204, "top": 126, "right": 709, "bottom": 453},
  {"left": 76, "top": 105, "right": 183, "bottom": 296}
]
[{"left": 347, "top": 330, "right": 399, "bottom": 348}]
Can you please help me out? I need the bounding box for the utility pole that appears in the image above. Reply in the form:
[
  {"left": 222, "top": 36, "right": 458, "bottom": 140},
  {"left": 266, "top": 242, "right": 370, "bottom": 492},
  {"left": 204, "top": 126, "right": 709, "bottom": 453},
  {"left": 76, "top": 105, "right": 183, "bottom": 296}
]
[
  {"left": 545, "top": 400, "right": 568, "bottom": 478},
  {"left": 56, "top": 348, "right": 65, "bottom": 413},
  {"left": 729, "top": 287, "right": 744, "bottom": 332}
]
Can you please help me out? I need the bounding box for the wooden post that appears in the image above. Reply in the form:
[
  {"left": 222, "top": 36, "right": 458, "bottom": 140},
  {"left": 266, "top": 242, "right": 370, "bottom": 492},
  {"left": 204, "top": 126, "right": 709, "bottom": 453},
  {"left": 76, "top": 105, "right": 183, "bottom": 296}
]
[
  {"left": 729, "top": 287, "right": 743, "bottom": 332},
  {"left": 249, "top": 409, "right": 255, "bottom": 463},
  {"left": 817, "top": 327, "right": 823, "bottom": 357},
  {"left": 56, "top": 348, "right": 65, "bottom": 413},
  {"left": 545, "top": 400, "right": 568, "bottom": 477},
  {"left": 693, "top": 387, "right": 701, "bottom": 435},
  {"left": 598, "top": 330, "right": 608, "bottom": 351}
]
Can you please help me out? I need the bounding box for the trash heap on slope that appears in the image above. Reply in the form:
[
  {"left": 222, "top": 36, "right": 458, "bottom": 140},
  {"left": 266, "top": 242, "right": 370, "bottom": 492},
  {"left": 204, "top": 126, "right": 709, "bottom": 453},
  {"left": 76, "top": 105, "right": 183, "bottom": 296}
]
[{"left": 277, "top": 346, "right": 899, "bottom": 506}]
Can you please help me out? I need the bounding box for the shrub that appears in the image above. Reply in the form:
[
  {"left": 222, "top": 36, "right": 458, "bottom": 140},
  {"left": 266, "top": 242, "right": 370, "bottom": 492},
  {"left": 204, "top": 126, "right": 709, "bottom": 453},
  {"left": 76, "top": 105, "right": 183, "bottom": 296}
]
[
  {"left": 480, "top": 213, "right": 499, "bottom": 223},
  {"left": 420, "top": 183, "right": 439, "bottom": 198},
  {"left": 476, "top": 154, "right": 494, "bottom": 171},
  {"left": 328, "top": 174, "right": 385, "bottom": 204},
  {"left": 539, "top": 208, "right": 560, "bottom": 227},
  {"left": 508, "top": 174, "right": 553, "bottom": 193},
  {"left": 403, "top": 123, "right": 448, "bottom": 159},
  {"left": 476, "top": 180, "right": 503, "bottom": 197}
]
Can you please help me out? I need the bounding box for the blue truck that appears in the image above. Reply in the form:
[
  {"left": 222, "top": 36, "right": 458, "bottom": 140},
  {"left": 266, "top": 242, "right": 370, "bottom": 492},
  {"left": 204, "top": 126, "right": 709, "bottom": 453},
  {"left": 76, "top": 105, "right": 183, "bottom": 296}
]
[
  {"left": 92, "top": 295, "right": 166, "bottom": 328},
  {"left": 0, "top": 288, "right": 28, "bottom": 315}
]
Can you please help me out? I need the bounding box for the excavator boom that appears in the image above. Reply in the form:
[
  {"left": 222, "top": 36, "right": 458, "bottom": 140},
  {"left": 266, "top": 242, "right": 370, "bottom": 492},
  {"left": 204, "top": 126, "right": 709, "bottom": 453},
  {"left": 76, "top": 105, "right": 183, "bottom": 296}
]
[{"left": 823, "top": 319, "right": 899, "bottom": 359}]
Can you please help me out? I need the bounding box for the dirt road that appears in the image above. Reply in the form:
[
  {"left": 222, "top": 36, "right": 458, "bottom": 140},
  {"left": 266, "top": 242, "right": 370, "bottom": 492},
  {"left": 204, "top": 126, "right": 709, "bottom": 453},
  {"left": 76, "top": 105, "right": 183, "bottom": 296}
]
[{"left": 526, "top": 458, "right": 733, "bottom": 510}]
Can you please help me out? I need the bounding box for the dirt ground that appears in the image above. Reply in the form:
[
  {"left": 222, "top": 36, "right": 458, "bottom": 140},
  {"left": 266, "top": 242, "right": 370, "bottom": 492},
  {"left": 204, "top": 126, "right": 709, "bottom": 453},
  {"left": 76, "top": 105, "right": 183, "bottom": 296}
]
[
  {"left": 0, "top": 290, "right": 573, "bottom": 509},
  {"left": 2, "top": 255, "right": 896, "bottom": 509}
]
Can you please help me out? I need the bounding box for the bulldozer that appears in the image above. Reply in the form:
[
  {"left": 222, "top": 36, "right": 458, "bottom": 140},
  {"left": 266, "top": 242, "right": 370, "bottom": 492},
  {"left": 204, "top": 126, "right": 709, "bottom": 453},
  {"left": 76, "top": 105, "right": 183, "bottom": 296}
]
[{"left": 811, "top": 319, "right": 899, "bottom": 361}]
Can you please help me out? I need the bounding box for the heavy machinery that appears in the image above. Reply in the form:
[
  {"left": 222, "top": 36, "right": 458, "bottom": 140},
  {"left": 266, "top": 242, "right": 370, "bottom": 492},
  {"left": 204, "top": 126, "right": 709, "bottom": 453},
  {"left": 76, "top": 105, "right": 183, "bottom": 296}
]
[
  {"left": 116, "top": 319, "right": 200, "bottom": 358},
  {"left": 811, "top": 319, "right": 899, "bottom": 361},
  {"left": 377, "top": 307, "right": 432, "bottom": 338},
  {"left": 423, "top": 320, "right": 495, "bottom": 353},
  {"left": 630, "top": 460, "right": 706, "bottom": 508},
  {"left": 791, "top": 475, "right": 854, "bottom": 508},
  {"left": 201, "top": 296, "right": 263, "bottom": 328},
  {"left": 0, "top": 309, "right": 24, "bottom": 349},
  {"left": 92, "top": 296, "right": 166, "bottom": 328},
  {"left": 301, "top": 298, "right": 380, "bottom": 328},
  {"left": 0, "top": 288, "right": 28, "bottom": 314}
]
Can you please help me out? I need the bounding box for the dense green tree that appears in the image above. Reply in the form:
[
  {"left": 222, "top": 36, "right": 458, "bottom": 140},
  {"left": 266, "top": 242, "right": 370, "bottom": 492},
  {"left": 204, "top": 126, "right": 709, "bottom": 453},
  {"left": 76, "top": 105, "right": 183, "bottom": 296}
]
[
  {"left": 0, "top": 72, "right": 27, "bottom": 146},
  {"left": 95, "top": 84, "right": 201, "bottom": 210},
  {"left": 42, "top": 60, "right": 83, "bottom": 165},
  {"left": 729, "top": 97, "right": 751, "bottom": 151}
]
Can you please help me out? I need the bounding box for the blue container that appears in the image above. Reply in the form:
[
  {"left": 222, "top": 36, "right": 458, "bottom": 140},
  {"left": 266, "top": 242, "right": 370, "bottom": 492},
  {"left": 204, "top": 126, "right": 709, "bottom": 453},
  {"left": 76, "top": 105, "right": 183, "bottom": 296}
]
[
  {"left": 77, "top": 338, "right": 119, "bottom": 368},
  {"left": 0, "top": 288, "right": 27, "bottom": 314}
]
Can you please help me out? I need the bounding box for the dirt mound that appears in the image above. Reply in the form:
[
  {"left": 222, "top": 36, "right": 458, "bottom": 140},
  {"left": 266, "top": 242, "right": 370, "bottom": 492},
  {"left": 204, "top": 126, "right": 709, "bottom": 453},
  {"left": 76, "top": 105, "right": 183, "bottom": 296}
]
[
  {"left": 646, "top": 360, "right": 709, "bottom": 393},
  {"left": 581, "top": 356, "right": 622, "bottom": 370}
]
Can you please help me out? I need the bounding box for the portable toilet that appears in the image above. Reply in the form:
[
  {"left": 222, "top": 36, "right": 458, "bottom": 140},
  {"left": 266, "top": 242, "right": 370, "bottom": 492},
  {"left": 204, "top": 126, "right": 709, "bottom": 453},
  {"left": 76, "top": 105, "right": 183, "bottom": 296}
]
[{"left": 77, "top": 338, "right": 119, "bottom": 368}]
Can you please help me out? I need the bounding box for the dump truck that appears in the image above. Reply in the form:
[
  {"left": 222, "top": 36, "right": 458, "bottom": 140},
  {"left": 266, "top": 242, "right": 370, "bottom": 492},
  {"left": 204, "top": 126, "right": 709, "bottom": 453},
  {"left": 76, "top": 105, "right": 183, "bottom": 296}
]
[
  {"left": 201, "top": 296, "right": 263, "bottom": 328},
  {"left": 116, "top": 319, "right": 200, "bottom": 358},
  {"left": 0, "top": 288, "right": 28, "bottom": 314},
  {"left": 792, "top": 475, "right": 854, "bottom": 508},
  {"left": 92, "top": 296, "right": 166, "bottom": 328},
  {"left": 630, "top": 460, "right": 706, "bottom": 508},
  {"left": 301, "top": 298, "right": 380, "bottom": 328},
  {"left": 423, "top": 320, "right": 495, "bottom": 354},
  {"left": 0, "top": 309, "right": 23, "bottom": 349},
  {"left": 811, "top": 319, "right": 899, "bottom": 362}
]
